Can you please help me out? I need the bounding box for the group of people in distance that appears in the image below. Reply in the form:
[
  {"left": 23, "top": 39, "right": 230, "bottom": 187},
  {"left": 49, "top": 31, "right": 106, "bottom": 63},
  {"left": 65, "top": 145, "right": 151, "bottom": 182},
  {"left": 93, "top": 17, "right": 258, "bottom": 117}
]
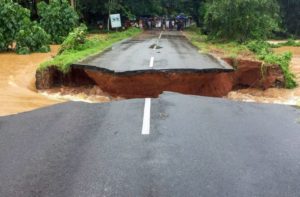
[
  {"left": 143, "top": 17, "right": 192, "bottom": 31},
  {"left": 126, "top": 16, "right": 192, "bottom": 31}
]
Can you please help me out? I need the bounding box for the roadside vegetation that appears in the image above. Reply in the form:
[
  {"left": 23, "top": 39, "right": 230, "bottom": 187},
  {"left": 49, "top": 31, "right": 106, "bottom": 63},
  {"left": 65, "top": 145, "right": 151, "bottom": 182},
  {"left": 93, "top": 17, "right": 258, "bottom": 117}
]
[
  {"left": 37, "top": 0, "right": 79, "bottom": 44},
  {"left": 15, "top": 20, "right": 51, "bottom": 54},
  {"left": 39, "top": 27, "right": 141, "bottom": 73},
  {"left": 0, "top": 0, "right": 141, "bottom": 72},
  {"left": 0, "top": 0, "right": 78, "bottom": 54},
  {"left": 204, "top": 0, "right": 280, "bottom": 42},
  {"left": 186, "top": 27, "right": 297, "bottom": 89},
  {"left": 0, "top": 0, "right": 49, "bottom": 54},
  {"left": 185, "top": 0, "right": 299, "bottom": 89}
]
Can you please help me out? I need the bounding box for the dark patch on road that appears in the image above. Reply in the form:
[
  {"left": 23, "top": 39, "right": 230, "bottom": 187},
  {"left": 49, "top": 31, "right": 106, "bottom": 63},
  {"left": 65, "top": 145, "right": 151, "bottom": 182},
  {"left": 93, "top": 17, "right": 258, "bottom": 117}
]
[{"left": 149, "top": 44, "right": 163, "bottom": 49}]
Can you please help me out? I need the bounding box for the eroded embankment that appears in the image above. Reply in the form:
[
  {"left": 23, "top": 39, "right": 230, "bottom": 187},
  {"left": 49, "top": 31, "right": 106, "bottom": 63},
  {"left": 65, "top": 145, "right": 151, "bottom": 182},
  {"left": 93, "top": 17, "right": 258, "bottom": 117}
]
[{"left": 36, "top": 59, "right": 284, "bottom": 99}]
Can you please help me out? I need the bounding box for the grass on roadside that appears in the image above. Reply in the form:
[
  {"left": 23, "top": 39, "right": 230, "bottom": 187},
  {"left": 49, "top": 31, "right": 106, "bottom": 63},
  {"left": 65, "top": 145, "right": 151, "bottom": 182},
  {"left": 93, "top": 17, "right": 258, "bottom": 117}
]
[
  {"left": 185, "top": 26, "right": 297, "bottom": 89},
  {"left": 247, "top": 40, "right": 297, "bottom": 88},
  {"left": 39, "top": 28, "right": 142, "bottom": 73},
  {"left": 185, "top": 27, "right": 252, "bottom": 59}
]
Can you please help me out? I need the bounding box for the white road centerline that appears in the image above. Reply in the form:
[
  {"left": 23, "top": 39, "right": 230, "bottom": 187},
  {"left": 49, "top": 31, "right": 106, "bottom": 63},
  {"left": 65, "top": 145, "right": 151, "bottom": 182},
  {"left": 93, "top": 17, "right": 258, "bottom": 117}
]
[
  {"left": 149, "top": 57, "right": 154, "bottom": 68},
  {"left": 142, "top": 98, "right": 151, "bottom": 135},
  {"left": 158, "top": 31, "right": 163, "bottom": 40},
  {"left": 153, "top": 31, "right": 163, "bottom": 51},
  {"left": 141, "top": 31, "right": 163, "bottom": 135}
]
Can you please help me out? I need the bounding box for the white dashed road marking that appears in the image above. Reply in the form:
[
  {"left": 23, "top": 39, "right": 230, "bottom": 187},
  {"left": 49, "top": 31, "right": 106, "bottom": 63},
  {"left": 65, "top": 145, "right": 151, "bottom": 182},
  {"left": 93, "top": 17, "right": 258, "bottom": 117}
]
[
  {"left": 142, "top": 98, "right": 151, "bottom": 135},
  {"left": 149, "top": 57, "right": 154, "bottom": 68},
  {"left": 141, "top": 31, "right": 163, "bottom": 135}
]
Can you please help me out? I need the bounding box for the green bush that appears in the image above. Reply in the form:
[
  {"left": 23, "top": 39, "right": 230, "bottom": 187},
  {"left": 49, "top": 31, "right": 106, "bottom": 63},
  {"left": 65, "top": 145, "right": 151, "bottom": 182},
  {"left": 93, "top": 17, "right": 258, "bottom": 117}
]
[
  {"left": 246, "top": 40, "right": 297, "bottom": 88},
  {"left": 246, "top": 40, "right": 271, "bottom": 54},
  {"left": 15, "top": 21, "right": 50, "bottom": 54},
  {"left": 40, "top": 28, "right": 142, "bottom": 72},
  {"left": 58, "top": 24, "right": 88, "bottom": 55},
  {"left": 204, "top": 0, "right": 280, "bottom": 41},
  {"left": 0, "top": 1, "right": 30, "bottom": 51},
  {"left": 37, "top": 0, "right": 79, "bottom": 44},
  {"left": 262, "top": 52, "right": 296, "bottom": 89}
]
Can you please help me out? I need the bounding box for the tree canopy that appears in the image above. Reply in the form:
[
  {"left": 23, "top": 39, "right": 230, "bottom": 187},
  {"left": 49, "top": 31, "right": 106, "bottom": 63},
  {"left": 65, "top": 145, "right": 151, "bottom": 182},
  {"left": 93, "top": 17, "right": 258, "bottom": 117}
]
[
  {"left": 204, "top": 0, "right": 280, "bottom": 41},
  {"left": 10, "top": 0, "right": 300, "bottom": 39},
  {"left": 279, "top": 0, "right": 300, "bottom": 36}
]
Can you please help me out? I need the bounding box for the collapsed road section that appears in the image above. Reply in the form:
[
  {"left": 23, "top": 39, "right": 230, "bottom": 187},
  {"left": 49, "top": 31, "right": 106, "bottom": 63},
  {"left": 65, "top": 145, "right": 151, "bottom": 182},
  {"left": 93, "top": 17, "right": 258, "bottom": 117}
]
[
  {"left": 36, "top": 59, "right": 284, "bottom": 99},
  {"left": 36, "top": 31, "right": 285, "bottom": 99}
]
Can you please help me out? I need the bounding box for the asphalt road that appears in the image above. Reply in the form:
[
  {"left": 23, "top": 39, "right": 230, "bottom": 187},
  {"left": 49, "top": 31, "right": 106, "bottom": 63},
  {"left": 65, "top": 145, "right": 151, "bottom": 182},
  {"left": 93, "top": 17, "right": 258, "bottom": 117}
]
[
  {"left": 1, "top": 92, "right": 300, "bottom": 197},
  {"left": 75, "top": 31, "right": 232, "bottom": 73}
]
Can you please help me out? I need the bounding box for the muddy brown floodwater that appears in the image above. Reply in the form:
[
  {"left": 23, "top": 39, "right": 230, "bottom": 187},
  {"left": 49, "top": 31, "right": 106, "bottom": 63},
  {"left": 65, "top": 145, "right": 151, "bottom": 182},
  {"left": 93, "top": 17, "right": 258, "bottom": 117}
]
[
  {"left": 228, "top": 46, "right": 300, "bottom": 105},
  {"left": 0, "top": 46, "right": 64, "bottom": 116}
]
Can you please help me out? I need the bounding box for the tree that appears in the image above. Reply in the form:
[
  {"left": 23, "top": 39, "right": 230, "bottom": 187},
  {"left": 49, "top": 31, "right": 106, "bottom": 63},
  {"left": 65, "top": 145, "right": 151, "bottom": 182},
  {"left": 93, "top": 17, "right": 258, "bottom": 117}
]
[
  {"left": 180, "top": 0, "right": 205, "bottom": 27},
  {"left": 279, "top": 0, "right": 300, "bottom": 37},
  {"left": 204, "top": 0, "right": 280, "bottom": 41},
  {"left": 15, "top": 21, "right": 51, "bottom": 54},
  {"left": 37, "top": 0, "right": 79, "bottom": 43},
  {"left": 0, "top": 0, "right": 30, "bottom": 51}
]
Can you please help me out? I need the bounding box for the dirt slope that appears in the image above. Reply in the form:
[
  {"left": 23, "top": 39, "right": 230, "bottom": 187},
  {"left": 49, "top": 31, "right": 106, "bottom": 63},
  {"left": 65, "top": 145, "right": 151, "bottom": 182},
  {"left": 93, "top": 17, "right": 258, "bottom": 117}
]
[{"left": 228, "top": 46, "right": 300, "bottom": 105}]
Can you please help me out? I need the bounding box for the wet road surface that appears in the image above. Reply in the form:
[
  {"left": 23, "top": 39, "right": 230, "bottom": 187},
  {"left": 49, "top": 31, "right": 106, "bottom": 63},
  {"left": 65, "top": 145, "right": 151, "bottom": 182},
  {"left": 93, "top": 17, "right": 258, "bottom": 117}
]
[
  {"left": 1, "top": 92, "right": 300, "bottom": 197},
  {"left": 76, "top": 31, "right": 232, "bottom": 73}
]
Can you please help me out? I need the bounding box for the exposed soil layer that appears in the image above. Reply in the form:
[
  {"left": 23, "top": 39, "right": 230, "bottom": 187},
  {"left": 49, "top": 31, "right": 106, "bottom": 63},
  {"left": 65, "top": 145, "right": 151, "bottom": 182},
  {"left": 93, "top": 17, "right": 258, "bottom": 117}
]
[
  {"left": 36, "top": 58, "right": 284, "bottom": 99},
  {"left": 222, "top": 58, "right": 284, "bottom": 89},
  {"left": 36, "top": 67, "right": 95, "bottom": 89},
  {"left": 227, "top": 46, "right": 300, "bottom": 105},
  {"left": 84, "top": 70, "right": 233, "bottom": 98}
]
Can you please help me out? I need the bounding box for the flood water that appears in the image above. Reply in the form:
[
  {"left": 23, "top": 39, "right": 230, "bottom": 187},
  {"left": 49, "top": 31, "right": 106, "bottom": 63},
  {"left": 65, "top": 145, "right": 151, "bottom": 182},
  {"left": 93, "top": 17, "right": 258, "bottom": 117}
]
[
  {"left": 228, "top": 46, "right": 300, "bottom": 105},
  {"left": 0, "top": 46, "right": 63, "bottom": 116}
]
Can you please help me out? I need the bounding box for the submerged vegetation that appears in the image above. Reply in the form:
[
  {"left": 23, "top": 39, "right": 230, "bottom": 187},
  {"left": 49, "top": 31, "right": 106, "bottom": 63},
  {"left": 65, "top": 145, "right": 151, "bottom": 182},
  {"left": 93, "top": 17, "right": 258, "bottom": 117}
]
[{"left": 39, "top": 28, "right": 141, "bottom": 72}]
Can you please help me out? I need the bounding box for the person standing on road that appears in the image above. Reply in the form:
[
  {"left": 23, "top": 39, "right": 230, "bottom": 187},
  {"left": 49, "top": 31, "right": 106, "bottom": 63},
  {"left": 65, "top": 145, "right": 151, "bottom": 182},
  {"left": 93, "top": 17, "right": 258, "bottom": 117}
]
[
  {"left": 139, "top": 19, "right": 143, "bottom": 29},
  {"left": 166, "top": 19, "right": 170, "bottom": 29},
  {"left": 148, "top": 19, "right": 151, "bottom": 30},
  {"left": 171, "top": 19, "right": 175, "bottom": 31},
  {"left": 162, "top": 18, "right": 166, "bottom": 30}
]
